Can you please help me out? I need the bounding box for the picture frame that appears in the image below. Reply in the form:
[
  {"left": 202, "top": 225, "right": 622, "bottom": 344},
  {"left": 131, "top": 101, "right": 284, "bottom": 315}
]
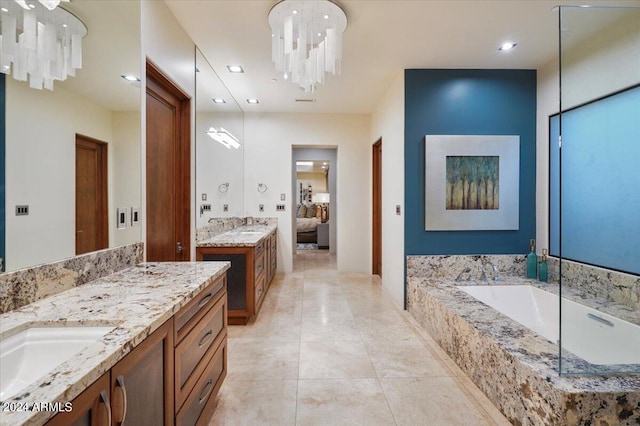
[{"left": 424, "top": 135, "right": 520, "bottom": 231}]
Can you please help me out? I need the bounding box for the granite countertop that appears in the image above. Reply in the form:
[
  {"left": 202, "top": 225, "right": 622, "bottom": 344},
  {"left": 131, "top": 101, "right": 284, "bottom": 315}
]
[
  {"left": 0, "top": 261, "right": 230, "bottom": 426},
  {"left": 197, "top": 224, "right": 277, "bottom": 248}
]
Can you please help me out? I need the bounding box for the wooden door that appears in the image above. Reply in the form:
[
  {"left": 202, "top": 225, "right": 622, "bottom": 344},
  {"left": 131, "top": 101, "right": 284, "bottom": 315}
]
[
  {"left": 76, "top": 135, "right": 108, "bottom": 255},
  {"left": 146, "top": 62, "right": 191, "bottom": 262},
  {"left": 372, "top": 139, "right": 382, "bottom": 276}
]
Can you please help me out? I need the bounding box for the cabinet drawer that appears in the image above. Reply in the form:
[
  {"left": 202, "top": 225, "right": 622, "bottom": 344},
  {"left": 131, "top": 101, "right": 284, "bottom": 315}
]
[
  {"left": 255, "top": 273, "right": 266, "bottom": 306},
  {"left": 175, "top": 275, "right": 225, "bottom": 344},
  {"left": 254, "top": 253, "right": 266, "bottom": 278},
  {"left": 175, "top": 295, "right": 226, "bottom": 410},
  {"left": 176, "top": 341, "right": 227, "bottom": 426},
  {"left": 254, "top": 240, "right": 265, "bottom": 257}
]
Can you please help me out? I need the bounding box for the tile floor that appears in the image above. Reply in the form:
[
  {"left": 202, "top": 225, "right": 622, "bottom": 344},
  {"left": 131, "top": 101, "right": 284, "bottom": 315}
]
[{"left": 209, "top": 250, "right": 512, "bottom": 425}]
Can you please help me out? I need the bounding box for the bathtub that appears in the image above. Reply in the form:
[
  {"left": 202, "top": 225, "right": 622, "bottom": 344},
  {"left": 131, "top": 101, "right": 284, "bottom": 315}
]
[{"left": 458, "top": 285, "right": 640, "bottom": 366}]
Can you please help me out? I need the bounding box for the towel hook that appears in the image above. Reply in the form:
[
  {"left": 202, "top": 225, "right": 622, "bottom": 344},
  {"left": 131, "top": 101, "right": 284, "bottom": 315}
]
[
  {"left": 257, "top": 183, "right": 268, "bottom": 193},
  {"left": 218, "top": 182, "right": 229, "bottom": 193}
]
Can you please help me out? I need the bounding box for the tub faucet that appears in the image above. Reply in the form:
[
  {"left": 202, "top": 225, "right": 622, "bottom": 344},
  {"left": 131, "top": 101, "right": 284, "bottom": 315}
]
[
  {"left": 455, "top": 268, "right": 473, "bottom": 282},
  {"left": 480, "top": 262, "right": 499, "bottom": 282}
]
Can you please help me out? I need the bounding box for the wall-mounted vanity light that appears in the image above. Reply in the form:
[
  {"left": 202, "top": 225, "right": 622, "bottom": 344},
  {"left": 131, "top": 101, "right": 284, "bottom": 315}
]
[{"left": 206, "top": 127, "right": 241, "bottom": 149}]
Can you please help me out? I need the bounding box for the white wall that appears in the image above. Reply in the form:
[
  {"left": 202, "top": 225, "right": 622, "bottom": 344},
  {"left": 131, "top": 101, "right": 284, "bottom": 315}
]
[
  {"left": 244, "top": 113, "right": 371, "bottom": 274},
  {"left": 369, "top": 71, "right": 405, "bottom": 308},
  {"left": 111, "top": 111, "right": 142, "bottom": 247},
  {"left": 5, "top": 79, "right": 113, "bottom": 271},
  {"left": 141, "top": 0, "right": 196, "bottom": 258},
  {"left": 535, "top": 11, "right": 640, "bottom": 252}
]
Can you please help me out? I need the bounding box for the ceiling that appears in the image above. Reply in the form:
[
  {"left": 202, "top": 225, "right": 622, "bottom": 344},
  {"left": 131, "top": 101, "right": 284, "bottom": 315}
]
[
  {"left": 296, "top": 160, "right": 330, "bottom": 173},
  {"left": 166, "top": 0, "right": 639, "bottom": 114}
]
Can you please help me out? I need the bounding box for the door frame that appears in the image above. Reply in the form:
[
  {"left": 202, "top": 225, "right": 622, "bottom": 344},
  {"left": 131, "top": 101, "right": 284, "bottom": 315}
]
[
  {"left": 372, "top": 139, "right": 382, "bottom": 276},
  {"left": 75, "top": 134, "right": 108, "bottom": 255},
  {"left": 145, "top": 60, "right": 191, "bottom": 261}
]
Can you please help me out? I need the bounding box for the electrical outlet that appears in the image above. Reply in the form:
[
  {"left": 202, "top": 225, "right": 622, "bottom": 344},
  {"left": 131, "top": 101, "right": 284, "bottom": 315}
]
[
  {"left": 223, "top": 204, "right": 229, "bottom": 212},
  {"left": 117, "top": 207, "right": 128, "bottom": 229},
  {"left": 276, "top": 204, "right": 285, "bottom": 211},
  {"left": 396, "top": 205, "right": 402, "bottom": 215},
  {"left": 15, "top": 205, "right": 29, "bottom": 216},
  {"left": 259, "top": 204, "right": 264, "bottom": 212},
  {"left": 131, "top": 207, "right": 140, "bottom": 226}
]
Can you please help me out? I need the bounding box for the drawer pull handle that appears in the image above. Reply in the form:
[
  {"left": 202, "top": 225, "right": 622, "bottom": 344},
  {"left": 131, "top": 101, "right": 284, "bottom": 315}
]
[
  {"left": 198, "top": 379, "right": 214, "bottom": 404},
  {"left": 198, "top": 293, "right": 213, "bottom": 308},
  {"left": 114, "top": 375, "right": 127, "bottom": 425},
  {"left": 199, "top": 330, "right": 213, "bottom": 347},
  {"left": 99, "top": 390, "right": 112, "bottom": 426}
]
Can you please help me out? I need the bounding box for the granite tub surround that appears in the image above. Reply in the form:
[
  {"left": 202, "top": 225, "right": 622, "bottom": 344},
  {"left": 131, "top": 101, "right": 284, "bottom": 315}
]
[
  {"left": 196, "top": 217, "right": 278, "bottom": 243},
  {"left": 0, "top": 242, "right": 144, "bottom": 314},
  {"left": 406, "top": 254, "right": 532, "bottom": 281},
  {"left": 553, "top": 257, "right": 640, "bottom": 311},
  {"left": 0, "top": 261, "right": 229, "bottom": 426},
  {"left": 406, "top": 264, "right": 640, "bottom": 424}
]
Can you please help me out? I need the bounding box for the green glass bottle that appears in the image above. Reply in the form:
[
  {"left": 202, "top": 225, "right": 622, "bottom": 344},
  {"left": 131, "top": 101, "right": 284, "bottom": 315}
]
[
  {"left": 526, "top": 239, "right": 537, "bottom": 279},
  {"left": 539, "top": 249, "right": 548, "bottom": 282}
]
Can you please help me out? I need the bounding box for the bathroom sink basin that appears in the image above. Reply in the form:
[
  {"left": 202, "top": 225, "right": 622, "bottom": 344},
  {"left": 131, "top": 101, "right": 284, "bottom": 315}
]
[{"left": 0, "top": 326, "right": 114, "bottom": 400}]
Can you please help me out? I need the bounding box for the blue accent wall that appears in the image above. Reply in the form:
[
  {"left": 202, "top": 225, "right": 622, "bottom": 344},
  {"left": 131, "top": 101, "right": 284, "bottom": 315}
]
[
  {"left": 1, "top": 74, "right": 5, "bottom": 270},
  {"left": 405, "top": 69, "right": 537, "bottom": 255}
]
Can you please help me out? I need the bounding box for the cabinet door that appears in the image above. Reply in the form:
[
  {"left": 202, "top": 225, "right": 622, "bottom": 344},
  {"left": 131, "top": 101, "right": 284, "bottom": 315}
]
[
  {"left": 110, "top": 320, "right": 174, "bottom": 426},
  {"left": 46, "top": 373, "right": 111, "bottom": 426}
]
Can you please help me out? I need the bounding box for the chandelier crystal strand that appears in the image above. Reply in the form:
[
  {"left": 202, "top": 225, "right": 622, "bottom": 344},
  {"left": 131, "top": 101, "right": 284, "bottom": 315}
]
[
  {"left": 268, "top": 0, "right": 346, "bottom": 92},
  {"left": 0, "top": 0, "right": 86, "bottom": 90}
]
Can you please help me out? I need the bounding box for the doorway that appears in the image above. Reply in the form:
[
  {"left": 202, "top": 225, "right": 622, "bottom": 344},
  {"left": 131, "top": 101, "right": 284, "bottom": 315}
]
[
  {"left": 292, "top": 147, "right": 337, "bottom": 260},
  {"left": 372, "top": 139, "right": 382, "bottom": 276},
  {"left": 145, "top": 61, "right": 191, "bottom": 262},
  {"left": 75, "top": 134, "right": 108, "bottom": 255}
]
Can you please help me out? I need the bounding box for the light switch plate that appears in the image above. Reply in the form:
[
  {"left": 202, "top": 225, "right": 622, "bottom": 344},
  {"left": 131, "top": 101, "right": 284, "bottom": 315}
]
[
  {"left": 276, "top": 204, "right": 285, "bottom": 211},
  {"left": 15, "top": 205, "right": 29, "bottom": 216},
  {"left": 202, "top": 193, "right": 207, "bottom": 201},
  {"left": 117, "top": 207, "right": 128, "bottom": 229},
  {"left": 396, "top": 205, "right": 401, "bottom": 215},
  {"left": 131, "top": 207, "right": 140, "bottom": 226},
  {"left": 280, "top": 193, "right": 285, "bottom": 201}
]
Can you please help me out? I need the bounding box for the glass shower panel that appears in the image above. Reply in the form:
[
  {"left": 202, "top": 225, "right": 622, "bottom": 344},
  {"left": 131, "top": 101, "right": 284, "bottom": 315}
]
[{"left": 558, "top": 5, "right": 640, "bottom": 374}]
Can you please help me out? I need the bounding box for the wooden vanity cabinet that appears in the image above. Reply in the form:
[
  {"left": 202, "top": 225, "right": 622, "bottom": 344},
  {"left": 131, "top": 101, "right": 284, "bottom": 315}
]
[
  {"left": 45, "top": 373, "right": 111, "bottom": 426},
  {"left": 196, "top": 231, "right": 277, "bottom": 325},
  {"left": 46, "top": 273, "right": 228, "bottom": 426}
]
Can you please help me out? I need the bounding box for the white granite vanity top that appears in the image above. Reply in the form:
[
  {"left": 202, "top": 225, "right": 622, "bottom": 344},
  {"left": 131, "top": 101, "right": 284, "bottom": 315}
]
[
  {"left": 197, "top": 224, "right": 277, "bottom": 247},
  {"left": 0, "top": 261, "right": 229, "bottom": 426}
]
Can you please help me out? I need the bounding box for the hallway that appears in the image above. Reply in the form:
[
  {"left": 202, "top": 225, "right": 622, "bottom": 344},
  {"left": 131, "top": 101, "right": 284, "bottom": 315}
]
[{"left": 210, "top": 251, "right": 511, "bottom": 425}]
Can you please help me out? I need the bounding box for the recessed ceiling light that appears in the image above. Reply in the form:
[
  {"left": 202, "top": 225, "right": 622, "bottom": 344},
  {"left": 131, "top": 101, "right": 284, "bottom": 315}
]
[
  {"left": 227, "top": 65, "right": 244, "bottom": 73},
  {"left": 498, "top": 42, "right": 517, "bottom": 51},
  {"left": 292, "top": 9, "right": 298, "bottom": 14},
  {"left": 246, "top": 98, "right": 260, "bottom": 104},
  {"left": 323, "top": 162, "right": 328, "bottom": 165},
  {"left": 212, "top": 98, "right": 226, "bottom": 104},
  {"left": 317, "top": 32, "right": 322, "bottom": 37},
  {"left": 28, "top": 4, "right": 36, "bottom": 9},
  {"left": 323, "top": 14, "right": 329, "bottom": 19},
  {"left": 1, "top": 7, "right": 8, "bottom": 12},
  {"left": 121, "top": 74, "right": 140, "bottom": 82},
  {"left": 297, "top": 161, "right": 313, "bottom": 167}
]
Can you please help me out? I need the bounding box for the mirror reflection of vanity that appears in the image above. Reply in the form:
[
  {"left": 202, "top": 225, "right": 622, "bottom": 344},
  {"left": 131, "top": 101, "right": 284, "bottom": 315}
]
[
  {"left": 1, "top": 1, "right": 141, "bottom": 273},
  {"left": 195, "top": 47, "right": 244, "bottom": 228}
]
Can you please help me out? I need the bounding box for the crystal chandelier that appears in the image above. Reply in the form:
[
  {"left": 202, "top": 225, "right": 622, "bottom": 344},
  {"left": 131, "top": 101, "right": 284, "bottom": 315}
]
[
  {"left": 268, "top": 0, "right": 347, "bottom": 93},
  {"left": 0, "top": 0, "right": 86, "bottom": 90}
]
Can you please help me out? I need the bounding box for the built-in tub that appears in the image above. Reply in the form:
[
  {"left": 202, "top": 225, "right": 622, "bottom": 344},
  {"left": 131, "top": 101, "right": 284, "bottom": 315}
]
[
  {"left": 458, "top": 285, "right": 640, "bottom": 366},
  {"left": 407, "top": 277, "right": 640, "bottom": 425}
]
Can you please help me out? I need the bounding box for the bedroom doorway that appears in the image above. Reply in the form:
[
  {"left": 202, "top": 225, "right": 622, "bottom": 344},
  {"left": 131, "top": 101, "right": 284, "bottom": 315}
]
[{"left": 292, "top": 147, "right": 337, "bottom": 257}]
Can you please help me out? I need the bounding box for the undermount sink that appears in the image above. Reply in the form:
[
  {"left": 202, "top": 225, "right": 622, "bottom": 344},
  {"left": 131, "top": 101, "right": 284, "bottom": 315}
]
[{"left": 0, "top": 326, "right": 114, "bottom": 400}]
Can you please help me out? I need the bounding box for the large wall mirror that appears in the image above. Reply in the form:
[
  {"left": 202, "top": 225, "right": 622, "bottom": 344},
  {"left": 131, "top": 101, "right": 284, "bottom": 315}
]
[
  {"left": 195, "top": 47, "right": 244, "bottom": 229},
  {"left": 2, "top": 1, "right": 141, "bottom": 272}
]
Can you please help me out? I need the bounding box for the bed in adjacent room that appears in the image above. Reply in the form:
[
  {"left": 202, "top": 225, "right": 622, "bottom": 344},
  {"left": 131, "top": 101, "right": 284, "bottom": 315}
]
[{"left": 296, "top": 204, "right": 320, "bottom": 243}]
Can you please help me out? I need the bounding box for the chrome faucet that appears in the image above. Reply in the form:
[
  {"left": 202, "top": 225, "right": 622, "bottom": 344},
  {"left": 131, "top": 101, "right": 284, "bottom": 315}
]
[
  {"left": 455, "top": 267, "right": 473, "bottom": 282},
  {"left": 480, "top": 261, "right": 499, "bottom": 282}
]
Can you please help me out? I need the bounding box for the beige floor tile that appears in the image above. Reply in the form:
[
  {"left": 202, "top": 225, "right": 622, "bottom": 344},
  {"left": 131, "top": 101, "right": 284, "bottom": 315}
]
[
  {"left": 227, "top": 325, "right": 245, "bottom": 338},
  {"left": 227, "top": 340, "right": 299, "bottom": 380},
  {"left": 301, "top": 298, "right": 353, "bottom": 319},
  {"left": 208, "top": 380, "right": 297, "bottom": 426},
  {"left": 365, "top": 339, "right": 452, "bottom": 378},
  {"left": 300, "top": 315, "right": 362, "bottom": 342},
  {"left": 380, "top": 377, "right": 498, "bottom": 426},
  {"left": 452, "top": 372, "right": 513, "bottom": 425},
  {"left": 296, "top": 379, "right": 395, "bottom": 426},
  {"left": 299, "top": 341, "right": 376, "bottom": 379}
]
